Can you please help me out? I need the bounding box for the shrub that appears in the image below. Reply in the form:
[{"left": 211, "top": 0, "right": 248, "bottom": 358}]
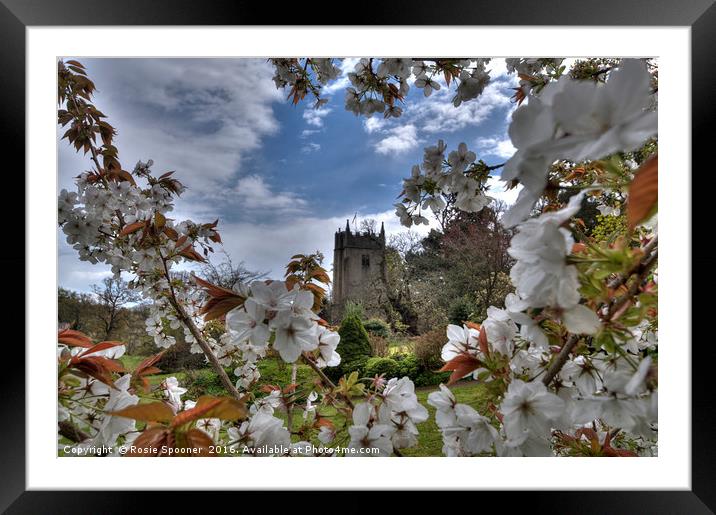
[
  {"left": 363, "top": 318, "right": 391, "bottom": 338},
  {"left": 394, "top": 353, "right": 420, "bottom": 379},
  {"left": 339, "top": 356, "right": 369, "bottom": 379},
  {"left": 414, "top": 328, "right": 447, "bottom": 369},
  {"left": 364, "top": 357, "right": 399, "bottom": 378},
  {"left": 343, "top": 301, "right": 365, "bottom": 320},
  {"left": 369, "top": 335, "right": 389, "bottom": 357},
  {"left": 448, "top": 295, "right": 476, "bottom": 326},
  {"left": 327, "top": 315, "right": 372, "bottom": 381},
  {"left": 337, "top": 315, "right": 372, "bottom": 362},
  {"left": 159, "top": 338, "right": 207, "bottom": 372}
]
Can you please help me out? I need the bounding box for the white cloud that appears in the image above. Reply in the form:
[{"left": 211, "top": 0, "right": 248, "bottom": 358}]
[
  {"left": 301, "top": 142, "right": 321, "bottom": 153},
  {"left": 475, "top": 136, "right": 516, "bottom": 159},
  {"left": 486, "top": 176, "right": 521, "bottom": 206},
  {"left": 374, "top": 124, "right": 419, "bottom": 155},
  {"left": 411, "top": 78, "right": 513, "bottom": 134},
  {"left": 363, "top": 117, "right": 385, "bottom": 134},
  {"left": 233, "top": 175, "right": 307, "bottom": 215},
  {"left": 301, "top": 129, "right": 320, "bottom": 138},
  {"left": 302, "top": 106, "right": 332, "bottom": 127},
  {"left": 360, "top": 73, "right": 516, "bottom": 156},
  {"left": 58, "top": 58, "right": 284, "bottom": 198}
]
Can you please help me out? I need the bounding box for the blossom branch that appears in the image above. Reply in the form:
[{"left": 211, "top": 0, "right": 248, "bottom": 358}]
[
  {"left": 300, "top": 353, "right": 354, "bottom": 410},
  {"left": 160, "top": 257, "right": 242, "bottom": 401},
  {"left": 543, "top": 237, "right": 658, "bottom": 386}
]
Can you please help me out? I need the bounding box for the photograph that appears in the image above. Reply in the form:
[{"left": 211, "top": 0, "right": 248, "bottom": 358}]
[{"left": 56, "top": 56, "right": 659, "bottom": 459}]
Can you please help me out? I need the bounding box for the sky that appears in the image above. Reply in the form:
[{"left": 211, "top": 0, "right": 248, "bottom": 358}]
[{"left": 57, "top": 58, "right": 522, "bottom": 293}]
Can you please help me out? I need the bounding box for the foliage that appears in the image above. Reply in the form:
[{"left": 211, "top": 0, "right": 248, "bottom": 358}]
[
  {"left": 448, "top": 296, "right": 477, "bottom": 326},
  {"left": 364, "top": 357, "right": 399, "bottom": 378},
  {"left": 591, "top": 214, "right": 628, "bottom": 242},
  {"left": 342, "top": 300, "right": 365, "bottom": 320},
  {"left": 413, "top": 328, "right": 448, "bottom": 369},
  {"left": 368, "top": 335, "right": 389, "bottom": 357},
  {"left": 363, "top": 318, "right": 391, "bottom": 338}
]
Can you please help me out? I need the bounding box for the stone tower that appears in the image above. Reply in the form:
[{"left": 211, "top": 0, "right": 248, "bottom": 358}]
[{"left": 332, "top": 220, "right": 386, "bottom": 316}]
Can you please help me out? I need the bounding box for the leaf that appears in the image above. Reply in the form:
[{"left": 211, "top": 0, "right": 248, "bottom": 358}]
[
  {"left": 65, "top": 59, "right": 86, "bottom": 69},
  {"left": 200, "top": 297, "right": 245, "bottom": 322},
  {"left": 626, "top": 155, "right": 658, "bottom": 230},
  {"left": 438, "top": 353, "right": 482, "bottom": 385},
  {"left": 78, "top": 340, "right": 124, "bottom": 358},
  {"left": 184, "top": 428, "right": 214, "bottom": 456},
  {"left": 478, "top": 326, "right": 489, "bottom": 356},
  {"left": 132, "top": 351, "right": 166, "bottom": 392},
  {"left": 119, "top": 221, "right": 146, "bottom": 237},
  {"left": 192, "top": 395, "right": 247, "bottom": 422},
  {"left": 171, "top": 398, "right": 223, "bottom": 428},
  {"left": 163, "top": 226, "right": 179, "bottom": 241},
  {"left": 110, "top": 402, "right": 175, "bottom": 423},
  {"left": 58, "top": 329, "right": 92, "bottom": 348},
  {"left": 179, "top": 246, "right": 206, "bottom": 262},
  {"left": 194, "top": 275, "right": 246, "bottom": 321},
  {"left": 124, "top": 427, "right": 170, "bottom": 456}
]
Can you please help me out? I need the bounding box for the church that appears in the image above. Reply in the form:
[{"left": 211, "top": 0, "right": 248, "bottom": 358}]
[{"left": 331, "top": 220, "right": 386, "bottom": 319}]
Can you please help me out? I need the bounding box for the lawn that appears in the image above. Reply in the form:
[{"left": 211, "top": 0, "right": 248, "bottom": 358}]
[{"left": 118, "top": 354, "right": 493, "bottom": 457}]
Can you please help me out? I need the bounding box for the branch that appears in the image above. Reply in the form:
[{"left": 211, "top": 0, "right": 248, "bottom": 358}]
[
  {"left": 301, "top": 354, "right": 354, "bottom": 409},
  {"left": 543, "top": 237, "right": 658, "bottom": 386},
  {"left": 58, "top": 420, "right": 90, "bottom": 443},
  {"left": 542, "top": 335, "right": 580, "bottom": 386},
  {"left": 161, "top": 257, "right": 242, "bottom": 401}
]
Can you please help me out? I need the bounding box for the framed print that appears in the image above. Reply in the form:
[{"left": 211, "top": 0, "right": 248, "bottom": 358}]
[{"left": 3, "top": 0, "right": 713, "bottom": 511}]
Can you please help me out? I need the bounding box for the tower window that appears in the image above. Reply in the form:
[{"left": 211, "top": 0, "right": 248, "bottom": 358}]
[{"left": 361, "top": 254, "right": 370, "bottom": 268}]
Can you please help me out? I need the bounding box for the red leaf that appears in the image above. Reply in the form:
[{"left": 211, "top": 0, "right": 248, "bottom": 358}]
[
  {"left": 119, "top": 221, "right": 146, "bottom": 237},
  {"left": 110, "top": 402, "right": 175, "bottom": 423},
  {"left": 78, "top": 340, "right": 124, "bottom": 358},
  {"left": 439, "top": 353, "right": 482, "bottom": 385},
  {"left": 627, "top": 155, "right": 658, "bottom": 230},
  {"left": 58, "top": 329, "right": 92, "bottom": 348}
]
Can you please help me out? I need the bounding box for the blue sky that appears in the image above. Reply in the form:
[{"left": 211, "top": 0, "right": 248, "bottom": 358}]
[{"left": 58, "top": 58, "right": 521, "bottom": 292}]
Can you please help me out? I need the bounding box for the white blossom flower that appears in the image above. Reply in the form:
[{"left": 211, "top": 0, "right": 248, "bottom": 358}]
[
  {"left": 317, "top": 425, "right": 336, "bottom": 444},
  {"left": 347, "top": 402, "right": 395, "bottom": 457},
  {"left": 450, "top": 404, "right": 499, "bottom": 454},
  {"left": 249, "top": 280, "right": 294, "bottom": 313},
  {"left": 447, "top": 142, "right": 476, "bottom": 172},
  {"left": 442, "top": 324, "right": 480, "bottom": 361},
  {"left": 427, "top": 384, "right": 458, "bottom": 428},
  {"left": 316, "top": 325, "right": 341, "bottom": 368},
  {"left": 226, "top": 299, "right": 269, "bottom": 348},
  {"left": 272, "top": 312, "right": 318, "bottom": 363},
  {"left": 500, "top": 380, "right": 564, "bottom": 444},
  {"left": 162, "top": 376, "right": 187, "bottom": 412},
  {"left": 414, "top": 76, "right": 441, "bottom": 97},
  {"left": 93, "top": 374, "right": 139, "bottom": 448}
]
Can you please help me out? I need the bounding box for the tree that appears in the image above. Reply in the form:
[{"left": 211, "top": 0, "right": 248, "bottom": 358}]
[
  {"left": 199, "top": 250, "right": 267, "bottom": 291},
  {"left": 91, "top": 276, "right": 140, "bottom": 340}
]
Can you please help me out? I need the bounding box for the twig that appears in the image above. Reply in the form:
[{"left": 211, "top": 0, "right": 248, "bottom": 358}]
[
  {"left": 301, "top": 354, "right": 354, "bottom": 409},
  {"left": 543, "top": 237, "right": 658, "bottom": 386},
  {"left": 161, "top": 257, "right": 242, "bottom": 401},
  {"left": 58, "top": 420, "right": 90, "bottom": 443},
  {"left": 542, "top": 335, "right": 580, "bottom": 386}
]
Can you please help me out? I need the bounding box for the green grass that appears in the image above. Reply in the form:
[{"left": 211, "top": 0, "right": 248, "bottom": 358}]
[
  {"left": 401, "top": 382, "right": 495, "bottom": 456},
  {"left": 118, "top": 354, "right": 146, "bottom": 371}
]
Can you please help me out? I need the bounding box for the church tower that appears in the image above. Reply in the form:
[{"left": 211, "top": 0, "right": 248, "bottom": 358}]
[{"left": 332, "top": 220, "right": 386, "bottom": 318}]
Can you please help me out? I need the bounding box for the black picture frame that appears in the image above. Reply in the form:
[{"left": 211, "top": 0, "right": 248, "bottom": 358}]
[{"left": 3, "top": 0, "right": 711, "bottom": 512}]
